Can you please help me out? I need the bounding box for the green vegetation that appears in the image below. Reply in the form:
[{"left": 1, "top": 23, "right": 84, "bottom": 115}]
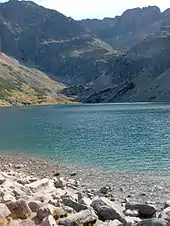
[{"left": 0, "top": 54, "right": 73, "bottom": 106}]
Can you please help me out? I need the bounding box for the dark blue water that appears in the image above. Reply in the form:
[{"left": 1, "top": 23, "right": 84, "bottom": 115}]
[{"left": 0, "top": 103, "right": 170, "bottom": 172}]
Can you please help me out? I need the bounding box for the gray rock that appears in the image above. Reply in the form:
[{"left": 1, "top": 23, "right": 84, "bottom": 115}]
[
  {"left": 124, "top": 209, "right": 139, "bottom": 217},
  {"left": 62, "top": 197, "right": 88, "bottom": 212},
  {"left": 79, "top": 197, "right": 92, "bottom": 206},
  {"left": 6, "top": 199, "right": 32, "bottom": 219},
  {"left": 40, "top": 215, "right": 57, "bottom": 226},
  {"left": 0, "top": 203, "right": 11, "bottom": 218},
  {"left": 14, "top": 219, "right": 36, "bottom": 226},
  {"left": 53, "top": 172, "right": 60, "bottom": 177},
  {"left": 100, "top": 186, "right": 112, "bottom": 194},
  {"left": 67, "top": 179, "right": 80, "bottom": 188},
  {"left": 13, "top": 188, "right": 26, "bottom": 198},
  {"left": 14, "top": 164, "right": 24, "bottom": 169},
  {"left": 59, "top": 209, "right": 98, "bottom": 226},
  {"left": 62, "top": 206, "right": 76, "bottom": 214},
  {"left": 28, "top": 179, "right": 50, "bottom": 193},
  {"left": 17, "top": 178, "right": 30, "bottom": 185},
  {"left": 70, "top": 172, "right": 77, "bottom": 177},
  {"left": 28, "top": 177, "right": 38, "bottom": 183},
  {"left": 54, "top": 177, "right": 67, "bottom": 188},
  {"left": 136, "top": 218, "right": 168, "bottom": 226},
  {"left": 125, "top": 203, "right": 157, "bottom": 218},
  {"left": 159, "top": 207, "right": 170, "bottom": 226},
  {"left": 96, "top": 220, "right": 108, "bottom": 226},
  {"left": 108, "top": 219, "right": 122, "bottom": 226},
  {"left": 0, "top": 178, "right": 6, "bottom": 185},
  {"left": 2, "top": 193, "right": 16, "bottom": 203},
  {"left": 91, "top": 197, "right": 125, "bottom": 222},
  {"left": 48, "top": 199, "right": 60, "bottom": 207},
  {"left": 28, "top": 201, "right": 42, "bottom": 212},
  {"left": 123, "top": 216, "right": 141, "bottom": 226},
  {"left": 37, "top": 206, "right": 52, "bottom": 222},
  {"left": 165, "top": 201, "right": 170, "bottom": 209}
]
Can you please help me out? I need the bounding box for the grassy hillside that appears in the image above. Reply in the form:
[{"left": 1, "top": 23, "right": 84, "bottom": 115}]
[{"left": 0, "top": 53, "right": 73, "bottom": 106}]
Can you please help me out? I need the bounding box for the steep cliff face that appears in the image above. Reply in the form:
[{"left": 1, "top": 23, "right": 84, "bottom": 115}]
[
  {"left": 1, "top": 1, "right": 170, "bottom": 103},
  {"left": 0, "top": 0, "right": 117, "bottom": 85},
  {"left": 63, "top": 29, "right": 170, "bottom": 103}
]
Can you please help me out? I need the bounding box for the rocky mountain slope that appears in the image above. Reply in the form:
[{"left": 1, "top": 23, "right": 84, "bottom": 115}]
[
  {"left": 0, "top": 0, "right": 119, "bottom": 85},
  {"left": 63, "top": 27, "right": 170, "bottom": 103},
  {"left": 0, "top": 53, "right": 72, "bottom": 106},
  {"left": 1, "top": 0, "right": 170, "bottom": 103}
]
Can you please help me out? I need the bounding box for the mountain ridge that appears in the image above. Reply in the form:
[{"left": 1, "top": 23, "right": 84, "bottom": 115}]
[{"left": 1, "top": 0, "right": 170, "bottom": 103}]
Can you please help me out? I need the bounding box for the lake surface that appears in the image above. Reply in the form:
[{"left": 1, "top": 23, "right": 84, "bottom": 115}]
[{"left": 0, "top": 103, "right": 170, "bottom": 172}]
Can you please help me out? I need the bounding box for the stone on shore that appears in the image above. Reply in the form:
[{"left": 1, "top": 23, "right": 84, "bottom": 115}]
[
  {"left": 0, "top": 203, "right": 11, "bottom": 218},
  {"left": 28, "top": 201, "right": 42, "bottom": 212},
  {"left": 37, "top": 205, "right": 61, "bottom": 222},
  {"left": 18, "top": 219, "right": 36, "bottom": 226},
  {"left": 125, "top": 203, "right": 157, "bottom": 218},
  {"left": 100, "top": 186, "right": 112, "bottom": 195},
  {"left": 63, "top": 206, "right": 76, "bottom": 215},
  {"left": 136, "top": 218, "right": 168, "bottom": 226},
  {"left": 6, "top": 199, "right": 32, "bottom": 219},
  {"left": 54, "top": 178, "right": 67, "bottom": 188},
  {"left": 159, "top": 207, "right": 170, "bottom": 226},
  {"left": 14, "top": 164, "right": 24, "bottom": 169},
  {"left": 37, "top": 206, "right": 52, "bottom": 222},
  {"left": 108, "top": 219, "right": 122, "bottom": 226},
  {"left": 40, "top": 215, "right": 57, "bottom": 226},
  {"left": 165, "top": 201, "right": 170, "bottom": 209},
  {"left": 79, "top": 197, "right": 92, "bottom": 206},
  {"left": 91, "top": 197, "right": 125, "bottom": 221},
  {"left": 27, "top": 179, "right": 52, "bottom": 193},
  {"left": 123, "top": 216, "right": 141, "bottom": 226},
  {"left": 124, "top": 209, "right": 139, "bottom": 217},
  {"left": 62, "top": 197, "right": 88, "bottom": 212},
  {"left": 2, "top": 194, "right": 16, "bottom": 203},
  {"left": 59, "top": 209, "right": 98, "bottom": 226}
]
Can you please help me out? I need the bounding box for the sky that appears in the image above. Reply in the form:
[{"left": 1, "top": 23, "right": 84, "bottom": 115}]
[
  {"left": 34, "top": 0, "right": 170, "bottom": 19},
  {"left": 0, "top": 0, "right": 170, "bottom": 19}
]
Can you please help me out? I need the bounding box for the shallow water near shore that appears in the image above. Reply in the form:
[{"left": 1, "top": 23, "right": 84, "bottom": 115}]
[{"left": 0, "top": 103, "right": 170, "bottom": 172}]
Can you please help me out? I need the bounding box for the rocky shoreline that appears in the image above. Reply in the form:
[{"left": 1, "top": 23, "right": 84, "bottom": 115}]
[{"left": 0, "top": 154, "right": 169, "bottom": 226}]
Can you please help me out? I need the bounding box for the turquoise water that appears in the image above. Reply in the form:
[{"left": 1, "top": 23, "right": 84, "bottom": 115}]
[{"left": 0, "top": 103, "right": 170, "bottom": 172}]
